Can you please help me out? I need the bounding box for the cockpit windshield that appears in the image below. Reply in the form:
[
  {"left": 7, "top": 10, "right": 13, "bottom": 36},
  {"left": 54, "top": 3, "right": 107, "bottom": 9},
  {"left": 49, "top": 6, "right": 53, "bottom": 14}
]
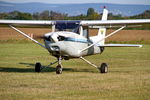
[{"left": 55, "top": 21, "right": 80, "bottom": 33}]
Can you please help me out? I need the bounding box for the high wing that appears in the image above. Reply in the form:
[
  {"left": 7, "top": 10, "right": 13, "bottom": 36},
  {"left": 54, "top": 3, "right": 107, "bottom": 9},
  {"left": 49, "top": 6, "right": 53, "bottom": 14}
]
[
  {"left": 0, "top": 20, "right": 54, "bottom": 26},
  {"left": 0, "top": 19, "right": 150, "bottom": 50},
  {"left": 0, "top": 19, "right": 150, "bottom": 26},
  {"left": 80, "top": 19, "right": 150, "bottom": 26}
]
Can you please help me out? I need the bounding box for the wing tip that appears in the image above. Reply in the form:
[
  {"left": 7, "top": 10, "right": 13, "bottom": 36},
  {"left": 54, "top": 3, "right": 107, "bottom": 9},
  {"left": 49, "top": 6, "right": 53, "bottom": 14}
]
[{"left": 139, "top": 45, "right": 143, "bottom": 48}]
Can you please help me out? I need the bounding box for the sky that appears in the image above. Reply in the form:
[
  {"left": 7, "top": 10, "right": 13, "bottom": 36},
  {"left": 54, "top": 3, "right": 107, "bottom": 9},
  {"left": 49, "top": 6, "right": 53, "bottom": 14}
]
[{"left": 0, "top": 0, "right": 150, "bottom": 5}]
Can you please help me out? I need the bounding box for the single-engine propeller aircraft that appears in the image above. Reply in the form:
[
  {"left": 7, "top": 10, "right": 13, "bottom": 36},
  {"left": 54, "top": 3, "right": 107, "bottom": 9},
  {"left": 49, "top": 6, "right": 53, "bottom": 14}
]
[{"left": 0, "top": 8, "right": 150, "bottom": 74}]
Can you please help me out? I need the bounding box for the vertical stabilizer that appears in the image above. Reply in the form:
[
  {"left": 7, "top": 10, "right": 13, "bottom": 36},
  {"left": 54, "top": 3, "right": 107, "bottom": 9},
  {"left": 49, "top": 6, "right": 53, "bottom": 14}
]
[
  {"left": 89, "top": 7, "right": 108, "bottom": 45},
  {"left": 97, "top": 7, "right": 108, "bottom": 45},
  {"left": 101, "top": 7, "right": 108, "bottom": 21}
]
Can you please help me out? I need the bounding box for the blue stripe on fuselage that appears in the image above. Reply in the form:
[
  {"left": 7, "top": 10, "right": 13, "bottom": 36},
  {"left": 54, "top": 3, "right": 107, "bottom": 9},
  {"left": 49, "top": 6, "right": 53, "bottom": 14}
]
[{"left": 65, "top": 37, "right": 92, "bottom": 43}]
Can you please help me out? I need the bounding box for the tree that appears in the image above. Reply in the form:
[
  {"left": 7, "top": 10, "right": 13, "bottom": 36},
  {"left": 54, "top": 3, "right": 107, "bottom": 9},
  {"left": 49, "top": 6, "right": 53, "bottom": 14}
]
[
  {"left": 32, "top": 12, "right": 40, "bottom": 20},
  {"left": 87, "top": 8, "right": 95, "bottom": 17},
  {"left": 0, "top": 13, "right": 8, "bottom": 19},
  {"left": 86, "top": 8, "right": 100, "bottom": 20},
  {"left": 49, "top": 11, "right": 67, "bottom": 20},
  {"left": 4, "top": 11, "right": 32, "bottom": 20},
  {"left": 39, "top": 10, "right": 50, "bottom": 20},
  {"left": 130, "top": 10, "right": 150, "bottom": 19}
]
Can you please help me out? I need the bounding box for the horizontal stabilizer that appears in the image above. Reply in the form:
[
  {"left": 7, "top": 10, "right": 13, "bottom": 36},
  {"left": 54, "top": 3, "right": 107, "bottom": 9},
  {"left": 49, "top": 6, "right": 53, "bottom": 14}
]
[{"left": 98, "top": 44, "right": 143, "bottom": 48}]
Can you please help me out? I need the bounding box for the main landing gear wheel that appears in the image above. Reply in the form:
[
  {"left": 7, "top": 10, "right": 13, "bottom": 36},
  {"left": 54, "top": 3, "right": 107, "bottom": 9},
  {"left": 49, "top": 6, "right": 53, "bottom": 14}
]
[
  {"left": 99, "top": 63, "right": 108, "bottom": 73},
  {"left": 35, "top": 62, "right": 42, "bottom": 72},
  {"left": 56, "top": 65, "right": 62, "bottom": 74}
]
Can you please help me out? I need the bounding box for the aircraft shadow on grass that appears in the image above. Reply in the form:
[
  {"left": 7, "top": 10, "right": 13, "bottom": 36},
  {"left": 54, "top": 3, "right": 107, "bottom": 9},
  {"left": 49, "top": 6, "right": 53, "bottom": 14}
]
[{"left": 0, "top": 62, "right": 96, "bottom": 73}]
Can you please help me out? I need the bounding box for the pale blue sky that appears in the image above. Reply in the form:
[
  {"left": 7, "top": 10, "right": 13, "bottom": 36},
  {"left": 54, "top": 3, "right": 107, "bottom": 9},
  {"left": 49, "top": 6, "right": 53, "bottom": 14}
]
[{"left": 0, "top": 0, "right": 150, "bottom": 5}]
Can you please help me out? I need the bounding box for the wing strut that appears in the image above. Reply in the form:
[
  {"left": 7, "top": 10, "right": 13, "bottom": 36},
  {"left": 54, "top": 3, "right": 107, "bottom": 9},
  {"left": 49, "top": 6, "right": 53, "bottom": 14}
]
[
  {"left": 80, "top": 56, "right": 98, "bottom": 68},
  {"left": 9, "top": 25, "right": 46, "bottom": 49},
  {"left": 80, "top": 25, "right": 126, "bottom": 53}
]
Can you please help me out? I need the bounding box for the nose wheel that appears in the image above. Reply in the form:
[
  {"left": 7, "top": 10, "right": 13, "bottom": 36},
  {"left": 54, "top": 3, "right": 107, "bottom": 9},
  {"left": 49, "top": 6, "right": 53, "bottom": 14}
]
[{"left": 56, "top": 64, "right": 62, "bottom": 74}]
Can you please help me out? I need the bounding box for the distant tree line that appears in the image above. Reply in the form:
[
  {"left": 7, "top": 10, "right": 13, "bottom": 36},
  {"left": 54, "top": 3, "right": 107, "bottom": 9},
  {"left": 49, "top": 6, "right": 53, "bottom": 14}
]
[
  {"left": 0, "top": 8, "right": 150, "bottom": 20},
  {"left": 0, "top": 10, "right": 68, "bottom": 20}
]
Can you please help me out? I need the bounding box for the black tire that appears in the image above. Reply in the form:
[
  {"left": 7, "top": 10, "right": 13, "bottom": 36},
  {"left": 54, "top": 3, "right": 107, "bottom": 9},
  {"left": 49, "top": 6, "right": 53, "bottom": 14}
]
[
  {"left": 35, "top": 62, "right": 41, "bottom": 72},
  {"left": 99, "top": 63, "right": 108, "bottom": 73},
  {"left": 56, "top": 65, "right": 62, "bottom": 74}
]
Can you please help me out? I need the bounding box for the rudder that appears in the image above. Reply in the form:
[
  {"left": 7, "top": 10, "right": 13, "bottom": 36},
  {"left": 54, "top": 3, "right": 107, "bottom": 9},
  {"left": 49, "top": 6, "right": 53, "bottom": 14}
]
[{"left": 97, "top": 7, "right": 108, "bottom": 45}]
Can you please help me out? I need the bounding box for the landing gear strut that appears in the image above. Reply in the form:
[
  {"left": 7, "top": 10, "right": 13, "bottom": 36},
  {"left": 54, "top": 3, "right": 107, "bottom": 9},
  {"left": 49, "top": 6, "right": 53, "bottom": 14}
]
[{"left": 56, "top": 56, "right": 63, "bottom": 74}]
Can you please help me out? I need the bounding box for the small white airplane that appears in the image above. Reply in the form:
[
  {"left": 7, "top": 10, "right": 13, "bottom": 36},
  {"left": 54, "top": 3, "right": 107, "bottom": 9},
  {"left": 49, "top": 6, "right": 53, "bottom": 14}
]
[{"left": 0, "top": 8, "right": 150, "bottom": 74}]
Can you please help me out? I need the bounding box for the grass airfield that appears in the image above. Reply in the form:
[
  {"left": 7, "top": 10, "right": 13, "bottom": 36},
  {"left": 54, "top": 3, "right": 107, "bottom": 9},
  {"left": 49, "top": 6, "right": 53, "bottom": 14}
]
[{"left": 0, "top": 42, "right": 150, "bottom": 100}]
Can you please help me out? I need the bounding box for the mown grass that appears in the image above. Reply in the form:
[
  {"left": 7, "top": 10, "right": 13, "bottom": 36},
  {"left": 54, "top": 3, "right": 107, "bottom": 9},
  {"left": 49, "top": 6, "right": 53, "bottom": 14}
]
[{"left": 0, "top": 42, "right": 150, "bottom": 100}]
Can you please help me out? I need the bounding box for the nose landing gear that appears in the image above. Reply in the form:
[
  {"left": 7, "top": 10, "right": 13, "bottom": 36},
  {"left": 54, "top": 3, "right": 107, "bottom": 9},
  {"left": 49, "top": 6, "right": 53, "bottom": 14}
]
[
  {"left": 56, "top": 56, "right": 63, "bottom": 74},
  {"left": 56, "top": 65, "right": 62, "bottom": 74}
]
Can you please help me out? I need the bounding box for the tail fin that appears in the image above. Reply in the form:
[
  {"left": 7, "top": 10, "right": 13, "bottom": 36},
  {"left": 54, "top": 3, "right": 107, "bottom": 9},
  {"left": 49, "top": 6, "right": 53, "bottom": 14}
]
[
  {"left": 101, "top": 7, "right": 108, "bottom": 20},
  {"left": 97, "top": 7, "right": 108, "bottom": 45},
  {"left": 89, "top": 7, "right": 108, "bottom": 45}
]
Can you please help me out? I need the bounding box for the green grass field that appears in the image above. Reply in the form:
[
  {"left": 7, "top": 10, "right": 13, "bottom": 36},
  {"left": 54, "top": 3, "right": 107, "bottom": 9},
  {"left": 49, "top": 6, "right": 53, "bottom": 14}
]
[{"left": 0, "top": 42, "right": 150, "bottom": 100}]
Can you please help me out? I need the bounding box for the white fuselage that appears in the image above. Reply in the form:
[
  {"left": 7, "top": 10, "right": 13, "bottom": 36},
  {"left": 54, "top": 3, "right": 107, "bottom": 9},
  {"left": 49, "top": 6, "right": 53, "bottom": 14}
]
[{"left": 44, "top": 31, "right": 104, "bottom": 59}]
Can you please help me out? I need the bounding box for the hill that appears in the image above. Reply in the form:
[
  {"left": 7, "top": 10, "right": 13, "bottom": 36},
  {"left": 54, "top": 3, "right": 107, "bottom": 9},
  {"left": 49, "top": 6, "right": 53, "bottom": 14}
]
[{"left": 0, "top": 1, "right": 150, "bottom": 16}]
